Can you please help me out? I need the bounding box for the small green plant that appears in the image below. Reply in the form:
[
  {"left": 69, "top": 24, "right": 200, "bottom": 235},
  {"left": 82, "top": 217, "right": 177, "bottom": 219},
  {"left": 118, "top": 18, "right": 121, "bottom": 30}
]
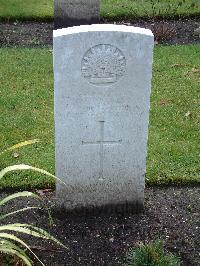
[
  {"left": 0, "top": 192, "right": 66, "bottom": 265},
  {"left": 124, "top": 240, "right": 180, "bottom": 266},
  {"left": 0, "top": 140, "right": 67, "bottom": 265}
]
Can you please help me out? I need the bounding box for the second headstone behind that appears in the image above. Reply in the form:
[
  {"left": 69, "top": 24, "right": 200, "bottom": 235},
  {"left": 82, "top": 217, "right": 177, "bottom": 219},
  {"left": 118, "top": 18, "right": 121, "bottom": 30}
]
[{"left": 54, "top": 0, "right": 100, "bottom": 29}]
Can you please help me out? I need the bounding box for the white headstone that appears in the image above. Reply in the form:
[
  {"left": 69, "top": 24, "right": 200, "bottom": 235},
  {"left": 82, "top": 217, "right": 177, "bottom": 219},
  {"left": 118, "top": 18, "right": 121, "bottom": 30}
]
[
  {"left": 54, "top": 0, "right": 99, "bottom": 29},
  {"left": 53, "top": 24, "right": 154, "bottom": 212}
]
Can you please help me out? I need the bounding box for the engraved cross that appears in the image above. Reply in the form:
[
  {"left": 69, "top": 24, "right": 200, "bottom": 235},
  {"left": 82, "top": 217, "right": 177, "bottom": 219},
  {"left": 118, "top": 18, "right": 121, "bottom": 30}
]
[{"left": 82, "top": 121, "right": 122, "bottom": 180}]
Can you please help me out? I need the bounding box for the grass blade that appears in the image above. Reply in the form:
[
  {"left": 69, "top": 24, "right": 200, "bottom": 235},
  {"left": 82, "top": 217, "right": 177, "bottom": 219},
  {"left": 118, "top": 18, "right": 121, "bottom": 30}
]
[
  {"left": 0, "top": 207, "right": 39, "bottom": 221},
  {"left": 0, "top": 239, "right": 33, "bottom": 266},
  {"left": 0, "top": 247, "right": 32, "bottom": 266},
  {"left": 0, "top": 223, "right": 68, "bottom": 249},
  {"left": 0, "top": 233, "right": 45, "bottom": 266},
  {"left": 0, "top": 164, "right": 66, "bottom": 185},
  {"left": 0, "top": 139, "right": 39, "bottom": 156},
  {"left": 0, "top": 191, "right": 41, "bottom": 206}
]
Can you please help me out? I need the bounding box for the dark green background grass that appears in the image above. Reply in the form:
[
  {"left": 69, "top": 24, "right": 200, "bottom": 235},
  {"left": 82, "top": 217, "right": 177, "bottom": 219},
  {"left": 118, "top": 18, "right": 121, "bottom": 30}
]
[
  {"left": 0, "top": 45, "right": 199, "bottom": 190},
  {"left": 101, "top": 0, "right": 200, "bottom": 20},
  {"left": 0, "top": 0, "right": 199, "bottom": 21},
  {"left": 0, "top": 0, "right": 53, "bottom": 21}
]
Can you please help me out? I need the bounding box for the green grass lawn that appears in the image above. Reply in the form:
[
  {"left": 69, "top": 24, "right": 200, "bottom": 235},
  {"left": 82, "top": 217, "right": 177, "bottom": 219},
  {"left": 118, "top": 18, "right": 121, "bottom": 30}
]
[
  {"left": 0, "top": 0, "right": 53, "bottom": 21},
  {"left": 0, "top": 45, "right": 199, "bottom": 190},
  {"left": 101, "top": 0, "right": 200, "bottom": 20},
  {"left": 0, "top": 0, "right": 199, "bottom": 21}
]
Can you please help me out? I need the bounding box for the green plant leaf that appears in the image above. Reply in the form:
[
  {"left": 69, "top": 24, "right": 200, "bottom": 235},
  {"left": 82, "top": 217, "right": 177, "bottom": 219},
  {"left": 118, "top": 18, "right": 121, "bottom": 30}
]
[
  {"left": 0, "top": 207, "right": 39, "bottom": 221},
  {"left": 0, "top": 223, "right": 68, "bottom": 249},
  {"left": 0, "top": 239, "right": 33, "bottom": 266},
  {"left": 0, "top": 191, "right": 41, "bottom": 206},
  {"left": 0, "top": 139, "right": 39, "bottom": 156},
  {"left": 0, "top": 164, "right": 66, "bottom": 185},
  {"left": 0, "top": 232, "right": 45, "bottom": 265}
]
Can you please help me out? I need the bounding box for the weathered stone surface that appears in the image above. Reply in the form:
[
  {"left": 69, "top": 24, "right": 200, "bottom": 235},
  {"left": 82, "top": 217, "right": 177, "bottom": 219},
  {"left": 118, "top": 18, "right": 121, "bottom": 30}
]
[
  {"left": 53, "top": 24, "right": 154, "bottom": 212},
  {"left": 54, "top": 0, "right": 99, "bottom": 29}
]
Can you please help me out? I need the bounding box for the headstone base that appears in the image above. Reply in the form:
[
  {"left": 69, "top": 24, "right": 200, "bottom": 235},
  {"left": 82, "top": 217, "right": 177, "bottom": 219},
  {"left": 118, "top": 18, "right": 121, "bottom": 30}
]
[{"left": 54, "top": 200, "right": 144, "bottom": 217}]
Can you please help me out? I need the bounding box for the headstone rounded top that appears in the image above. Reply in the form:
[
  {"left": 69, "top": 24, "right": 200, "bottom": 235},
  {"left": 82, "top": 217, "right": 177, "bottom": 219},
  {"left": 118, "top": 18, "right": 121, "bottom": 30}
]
[{"left": 53, "top": 24, "right": 154, "bottom": 38}]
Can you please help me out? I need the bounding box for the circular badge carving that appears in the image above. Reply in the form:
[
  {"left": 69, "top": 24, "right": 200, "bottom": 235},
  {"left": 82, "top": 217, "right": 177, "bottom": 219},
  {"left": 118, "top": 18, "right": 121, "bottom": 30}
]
[{"left": 81, "top": 44, "right": 126, "bottom": 86}]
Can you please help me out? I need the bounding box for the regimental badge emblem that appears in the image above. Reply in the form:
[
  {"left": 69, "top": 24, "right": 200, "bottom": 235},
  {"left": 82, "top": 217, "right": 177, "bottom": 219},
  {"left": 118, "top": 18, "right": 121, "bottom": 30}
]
[{"left": 81, "top": 44, "right": 126, "bottom": 86}]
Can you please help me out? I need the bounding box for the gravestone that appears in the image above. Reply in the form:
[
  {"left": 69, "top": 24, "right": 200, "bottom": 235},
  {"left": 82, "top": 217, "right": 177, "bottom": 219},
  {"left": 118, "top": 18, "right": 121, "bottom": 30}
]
[
  {"left": 54, "top": 0, "right": 100, "bottom": 29},
  {"left": 53, "top": 24, "right": 154, "bottom": 212}
]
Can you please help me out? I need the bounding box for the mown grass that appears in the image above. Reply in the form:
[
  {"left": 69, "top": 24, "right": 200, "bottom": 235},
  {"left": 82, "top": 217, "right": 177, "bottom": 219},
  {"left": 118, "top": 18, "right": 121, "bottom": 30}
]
[
  {"left": 0, "top": 45, "right": 199, "bottom": 190},
  {"left": 101, "top": 0, "right": 200, "bottom": 20},
  {"left": 148, "top": 44, "right": 200, "bottom": 185},
  {"left": 0, "top": 0, "right": 199, "bottom": 21},
  {"left": 0, "top": 0, "right": 53, "bottom": 21},
  {"left": 0, "top": 48, "right": 55, "bottom": 189}
]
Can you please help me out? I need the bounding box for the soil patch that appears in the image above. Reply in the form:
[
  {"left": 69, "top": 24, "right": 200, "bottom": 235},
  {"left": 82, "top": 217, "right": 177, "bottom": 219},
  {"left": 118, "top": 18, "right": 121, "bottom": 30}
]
[
  {"left": 0, "top": 21, "right": 53, "bottom": 48},
  {"left": 1, "top": 186, "right": 199, "bottom": 265},
  {"left": 0, "top": 18, "right": 200, "bottom": 48}
]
